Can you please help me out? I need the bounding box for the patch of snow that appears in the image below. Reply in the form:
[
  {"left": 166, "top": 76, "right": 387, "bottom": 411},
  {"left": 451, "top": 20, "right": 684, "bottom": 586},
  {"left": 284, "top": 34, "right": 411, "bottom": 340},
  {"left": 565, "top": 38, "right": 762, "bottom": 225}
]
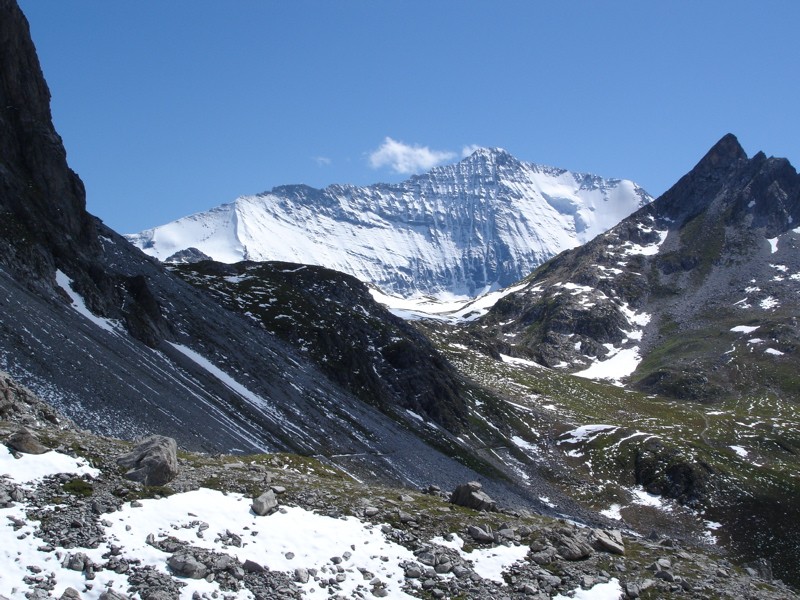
[
  {"left": 55, "top": 270, "right": 120, "bottom": 334},
  {"left": 767, "top": 237, "right": 779, "bottom": 253},
  {"left": 620, "top": 230, "right": 668, "bottom": 256},
  {"left": 511, "top": 435, "right": 540, "bottom": 455},
  {"left": 370, "top": 282, "right": 527, "bottom": 323},
  {"left": 539, "top": 496, "right": 557, "bottom": 508},
  {"left": 730, "top": 445, "right": 748, "bottom": 458},
  {"left": 573, "top": 347, "right": 642, "bottom": 385},
  {"left": 430, "top": 533, "right": 529, "bottom": 583},
  {"left": 629, "top": 486, "right": 671, "bottom": 511},
  {"left": 0, "top": 446, "right": 99, "bottom": 486},
  {"left": 558, "top": 424, "right": 618, "bottom": 445},
  {"left": 553, "top": 578, "right": 623, "bottom": 600},
  {"left": 765, "top": 348, "right": 784, "bottom": 356},
  {"left": 500, "top": 354, "right": 544, "bottom": 369},
  {"left": 600, "top": 504, "right": 622, "bottom": 520},
  {"left": 759, "top": 296, "right": 779, "bottom": 310},
  {"left": 730, "top": 325, "right": 759, "bottom": 334}
]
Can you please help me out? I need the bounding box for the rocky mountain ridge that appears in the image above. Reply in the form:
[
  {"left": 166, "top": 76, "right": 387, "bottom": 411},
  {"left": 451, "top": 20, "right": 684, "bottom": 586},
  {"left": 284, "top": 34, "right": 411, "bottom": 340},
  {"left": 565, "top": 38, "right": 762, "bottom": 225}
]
[{"left": 126, "top": 149, "right": 651, "bottom": 299}]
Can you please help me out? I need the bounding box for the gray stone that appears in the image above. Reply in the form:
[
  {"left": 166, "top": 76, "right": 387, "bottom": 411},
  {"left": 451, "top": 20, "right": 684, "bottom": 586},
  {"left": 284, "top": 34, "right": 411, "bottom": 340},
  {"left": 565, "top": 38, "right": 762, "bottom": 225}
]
[
  {"left": 167, "top": 552, "right": 208, "bottom": 579},
  {"left": 449, "top": 481, "right": 497, "bottom": 512},
  {"left": 7, "top": 428, "right": 48, "bottom": 454},
  {"left": 294, "top": 567, "right": 310, "bottom": 584},
  {"left": 63, "top": 552, "right": 90, "bottom": 571},
  {"left": 590, "top": 528, "right": 625, "bottom": 555},
  {"left": 117, "top": 436, "right": 178, "bottom": 486},
  {"left": 251, "top": 489, "right": 278, "bottom": 516},
  {"left": 467, "top": 524, "right": 495, "bottom": 543},
  {"left": 99, "top": 592, "right": 130, "bottom": 600},
  {"left": 242, "top": 559, "right": 264, "bottom": 573},
  {"left": 59, "top": 588, "right": 82, "bottom": 600}
]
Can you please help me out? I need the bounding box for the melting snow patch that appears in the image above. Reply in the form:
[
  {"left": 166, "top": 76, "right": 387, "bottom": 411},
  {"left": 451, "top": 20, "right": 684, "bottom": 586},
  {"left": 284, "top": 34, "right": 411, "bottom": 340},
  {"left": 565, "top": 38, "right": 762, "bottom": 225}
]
[
  {"left": 430, "top": 534, "right": 529, "bottom": 583},
  {"left": 759, "top": 296, "right": 779, "bottom": 310},
  {"left": 730, "top": 445, "right": 748, "bottom": 458},
  {"left": 539, "top": 496, "right": 557, "bottom": 508},
  {"left": 55, "top": 270, "right": 120, "bottom": 333},
  {"left": 600, "top": 504, "right": 622, "bottom": 520},
  {"left": 0, "top": 446, "right": 99, "bottom": 485},
  {"left": 767, "top": 237, "right": 779, "bottom": 253},
  {"left": 511, "top": 435, "right": 540, "bottom": 455},
  {"left": 500, "top": 354, "right": 544, "bottom": 369},
  {"left": 558, "top": 424, "right": 618, "bottom": 445},
  {"left": 620, "top": 230, "right": 668, "bottom": 256},
  {"left": 630, "top": 487, "right": 671, "bottom": 511},
  {"left": 765, "top": 348, "right": 784, "bottom": 356},
  {"left": 553, "top": 578, "right": 623, "bottom": 600},
  {"left": 573, "top": 347, "right": 642, "bottom": 385},
  {"left": 730, "top": 325, "right": 759, "bottom": 334}
]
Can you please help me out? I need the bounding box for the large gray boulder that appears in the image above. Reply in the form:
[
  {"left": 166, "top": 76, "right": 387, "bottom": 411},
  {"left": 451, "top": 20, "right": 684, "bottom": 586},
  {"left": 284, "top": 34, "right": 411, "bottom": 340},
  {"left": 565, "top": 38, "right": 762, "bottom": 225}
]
[
  {"left": 449, "top": 481, "right": 496, "bottom": 512},
  {"left": 167, "top": 551, "right": 208, "bottom": 579},
  {"left": 251, "top": 489, "right": 279, "bottom": 516},
  {"left": 7, "top": 427, "right": 49, "bottom": 454},
  {"left": 116, "top": 435, "right": 178, "bottom": 486}
]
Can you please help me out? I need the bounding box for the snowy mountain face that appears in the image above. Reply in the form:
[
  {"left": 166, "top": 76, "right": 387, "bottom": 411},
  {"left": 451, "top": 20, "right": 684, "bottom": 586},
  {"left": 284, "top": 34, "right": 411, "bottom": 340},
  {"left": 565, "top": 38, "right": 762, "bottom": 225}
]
[{"left": 127, "top": 150, "right": 652, "bottom": 299}]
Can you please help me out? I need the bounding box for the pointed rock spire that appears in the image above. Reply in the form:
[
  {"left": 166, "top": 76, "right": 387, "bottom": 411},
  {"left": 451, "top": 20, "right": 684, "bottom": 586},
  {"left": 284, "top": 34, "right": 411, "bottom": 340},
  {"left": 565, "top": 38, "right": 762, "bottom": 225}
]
[{"left": 693, "top": 133, "right": 748, "bottom": 172}]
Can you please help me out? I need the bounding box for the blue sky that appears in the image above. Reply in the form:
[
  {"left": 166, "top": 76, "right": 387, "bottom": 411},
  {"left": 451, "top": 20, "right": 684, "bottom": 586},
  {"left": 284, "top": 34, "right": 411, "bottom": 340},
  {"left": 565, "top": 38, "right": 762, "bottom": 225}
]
[{"left": 19, "top": 1, "right": 800, "bottom": 233}]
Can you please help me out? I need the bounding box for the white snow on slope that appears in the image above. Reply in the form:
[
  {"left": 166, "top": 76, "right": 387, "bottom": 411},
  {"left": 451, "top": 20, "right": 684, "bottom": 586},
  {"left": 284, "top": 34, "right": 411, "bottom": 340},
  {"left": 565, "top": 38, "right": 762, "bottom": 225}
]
[
  {"left": 128, "top": 149, "right": 650, "bottom": 299},
  {"left": 0, "top": 451, "right": 533, "bottom": 600},
  {"left": 370, "top": 282, "right": 527, "bottom": 322},
  {"left": 0, "top": 446, "right": 99, "bottom": 485},
  {"left": 55, "top": 270, "right": 119, "bottom": 333}
]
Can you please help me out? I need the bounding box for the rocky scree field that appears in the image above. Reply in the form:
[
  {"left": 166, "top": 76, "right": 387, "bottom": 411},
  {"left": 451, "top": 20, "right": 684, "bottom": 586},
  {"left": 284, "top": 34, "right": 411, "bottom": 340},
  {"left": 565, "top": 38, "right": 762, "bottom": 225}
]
[{"left": 1, "top": 371, "right": 795, "bottom": 600}]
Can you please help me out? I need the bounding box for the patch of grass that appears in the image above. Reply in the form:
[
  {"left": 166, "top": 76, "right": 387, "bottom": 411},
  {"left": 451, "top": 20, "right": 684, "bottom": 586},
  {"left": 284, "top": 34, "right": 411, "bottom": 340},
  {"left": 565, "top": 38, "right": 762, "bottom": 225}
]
[{"left": 62, "top": 478, "right": 93, "bottom": 497}]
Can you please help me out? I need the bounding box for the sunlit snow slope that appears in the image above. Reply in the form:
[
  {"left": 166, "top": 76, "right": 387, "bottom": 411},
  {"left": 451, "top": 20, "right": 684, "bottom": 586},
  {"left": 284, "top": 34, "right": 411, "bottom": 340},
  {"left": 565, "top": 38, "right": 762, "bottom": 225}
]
[{"left": 128, "top": 149, "right": 651, "bottom": 298}]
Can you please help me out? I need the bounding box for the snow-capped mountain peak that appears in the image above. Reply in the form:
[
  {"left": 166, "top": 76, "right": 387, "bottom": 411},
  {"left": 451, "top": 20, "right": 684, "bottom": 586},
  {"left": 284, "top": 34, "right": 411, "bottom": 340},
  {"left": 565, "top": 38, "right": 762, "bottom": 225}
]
[{"left": 127, "top": 152, "right": 652, "bottom": 298}]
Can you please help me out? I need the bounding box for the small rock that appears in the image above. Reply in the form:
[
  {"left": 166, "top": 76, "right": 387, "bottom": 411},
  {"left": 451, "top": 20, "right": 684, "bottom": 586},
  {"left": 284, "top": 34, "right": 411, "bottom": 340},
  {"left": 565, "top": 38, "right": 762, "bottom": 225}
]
[{"left": 242, "top": 559, "right": 264, "bottom": 573}]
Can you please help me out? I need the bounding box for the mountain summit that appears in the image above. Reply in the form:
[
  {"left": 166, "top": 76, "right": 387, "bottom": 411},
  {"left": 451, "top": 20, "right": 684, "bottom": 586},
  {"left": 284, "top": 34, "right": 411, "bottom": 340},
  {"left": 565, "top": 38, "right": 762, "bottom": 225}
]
[{"left": 127, "top": 149, "right": 651, "bottom": 298}]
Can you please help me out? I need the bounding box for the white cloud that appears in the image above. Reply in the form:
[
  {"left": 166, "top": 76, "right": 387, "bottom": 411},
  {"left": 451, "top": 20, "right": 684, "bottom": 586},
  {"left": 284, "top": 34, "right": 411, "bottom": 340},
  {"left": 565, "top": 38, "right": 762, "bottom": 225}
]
[
  {"left": 461, "top": 144, "right": 484, "bottom": 157},
  {"left": 313, "top": 156, "right": 332, "bottom": 166},
  {"left": 368, "top": 137, "right": 455, "bottom": 174}
]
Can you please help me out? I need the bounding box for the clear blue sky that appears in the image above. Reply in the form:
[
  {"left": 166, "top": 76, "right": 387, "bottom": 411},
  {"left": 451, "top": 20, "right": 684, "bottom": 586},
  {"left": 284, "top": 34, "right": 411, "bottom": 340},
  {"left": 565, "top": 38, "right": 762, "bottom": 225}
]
[{"left": 18, "top": 1, "right": 800, "bottom": 234}]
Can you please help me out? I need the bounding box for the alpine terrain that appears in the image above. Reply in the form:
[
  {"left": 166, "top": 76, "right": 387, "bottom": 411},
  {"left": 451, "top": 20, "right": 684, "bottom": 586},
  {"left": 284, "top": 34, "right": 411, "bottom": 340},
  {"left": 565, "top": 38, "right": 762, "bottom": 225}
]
[
  {"left": 126, "top": 151, "right": 652, "bottom": 299},
  {"left": 1, "top": 0, "right": 799, "bottom": 598}
]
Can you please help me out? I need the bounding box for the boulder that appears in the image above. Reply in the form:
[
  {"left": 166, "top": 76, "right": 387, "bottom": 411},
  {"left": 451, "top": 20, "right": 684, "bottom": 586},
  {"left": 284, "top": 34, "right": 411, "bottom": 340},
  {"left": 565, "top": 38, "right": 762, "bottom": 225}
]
[
  {"left": 449, "top": 482, "right": 496, "bottom": 512},
  {"left": 99, "top": 592, "right": 131, "bottom": 600},
  {"left": 467, "top": 525, "right": 495, "bottom": 543},
  {"left": 117, "top": 436, "right": 178, "bottom": 486},
  {"left": 251, "top": 489, "right": 279, "bottom": 516},
  {"left": 7, "top": 428, "right": 48, "bottom": 454},
  {"left": 590, "top": 528, "right": 625, "bottom": 555},
  {"left": 167, "top": 551, "right": 208, "bottom": 579}
]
